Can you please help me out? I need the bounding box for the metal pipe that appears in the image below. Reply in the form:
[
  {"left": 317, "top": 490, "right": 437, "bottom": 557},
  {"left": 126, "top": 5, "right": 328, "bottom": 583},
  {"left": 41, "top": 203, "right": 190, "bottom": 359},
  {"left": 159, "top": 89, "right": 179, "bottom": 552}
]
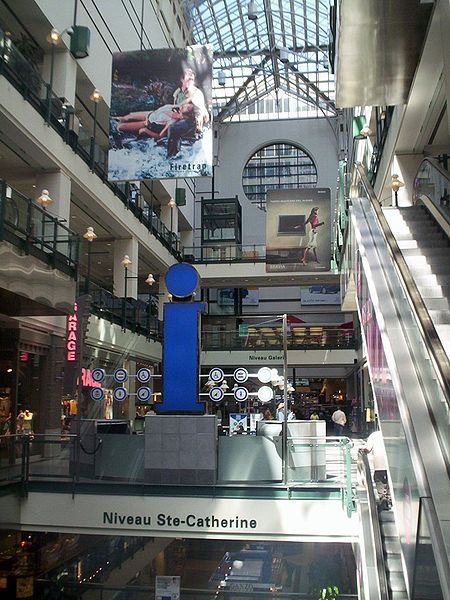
[
  {"left": 46, "top": 43, "right": 56, "bottom": 124},
  {"left": 282, "top": 313, "right": 288, "bottom": 484}
]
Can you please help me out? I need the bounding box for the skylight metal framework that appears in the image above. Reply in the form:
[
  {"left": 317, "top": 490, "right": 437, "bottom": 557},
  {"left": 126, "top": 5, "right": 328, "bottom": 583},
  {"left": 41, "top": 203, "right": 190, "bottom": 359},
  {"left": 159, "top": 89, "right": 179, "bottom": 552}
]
[{"left": 183, "top": 0, "right": 336, "bottom": 122}]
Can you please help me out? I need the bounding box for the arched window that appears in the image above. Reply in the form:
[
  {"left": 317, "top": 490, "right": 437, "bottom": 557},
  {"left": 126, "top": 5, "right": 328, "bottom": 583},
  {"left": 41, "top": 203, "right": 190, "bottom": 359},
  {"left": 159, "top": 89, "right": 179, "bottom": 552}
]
[{"left": 242, "top": 143, "right": 317, "bottom": 210}]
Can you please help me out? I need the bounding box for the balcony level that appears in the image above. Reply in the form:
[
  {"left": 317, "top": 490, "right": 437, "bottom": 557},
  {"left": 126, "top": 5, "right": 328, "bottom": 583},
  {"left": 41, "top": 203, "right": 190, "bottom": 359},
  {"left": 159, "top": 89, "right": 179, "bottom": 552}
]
[
  {"left": 0, "top": 180, "right": 79, "bottom": 315},
  {"left": 184, "top": 245, "right": 340, "bottom": 286},
  {"left": 0, "top": 29, "right": 180, "bottom": 270},
  {"left": 201, "top": 323, "right": 357, "bottom": 371},
  {"left": 0, "top": 428, "right": 357, "bottom": 543}
]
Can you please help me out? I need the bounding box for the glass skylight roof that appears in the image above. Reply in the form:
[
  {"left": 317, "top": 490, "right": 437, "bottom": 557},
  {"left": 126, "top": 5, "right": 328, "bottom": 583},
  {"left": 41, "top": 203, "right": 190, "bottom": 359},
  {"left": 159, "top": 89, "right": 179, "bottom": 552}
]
[{"left": 183, "top": 0, "right": 336, "bottom": 121}]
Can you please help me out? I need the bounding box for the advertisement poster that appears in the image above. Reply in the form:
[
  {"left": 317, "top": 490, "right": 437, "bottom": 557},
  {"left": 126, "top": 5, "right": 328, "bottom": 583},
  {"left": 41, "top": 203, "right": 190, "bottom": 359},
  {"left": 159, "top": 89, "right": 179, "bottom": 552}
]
[
  {"left": 300, "top": 284, "right": 341, "bottom": 305},
  {"left": 108, "top": 45, "right": 213, "bottom": 181},
  {"left": 155, "top": 576, "right": 180, "bottom": 600},
  {"left": 229, "top": 413, "right": 248, "bottom": 435},
  {"left": 266, "top": 188, "right": 331, "bottom": 272}
]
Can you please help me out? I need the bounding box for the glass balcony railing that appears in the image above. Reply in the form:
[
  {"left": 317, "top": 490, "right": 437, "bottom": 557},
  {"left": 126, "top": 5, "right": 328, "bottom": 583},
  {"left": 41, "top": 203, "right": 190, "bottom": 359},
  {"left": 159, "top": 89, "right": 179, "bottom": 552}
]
[
  {"left": 183, "top": 244, "right": 266, "bottom": 263},
  {"left": 0, "top": 180, "right": 79, "bottom": 277},
  {"left": 0, "top": 28, "right": 182, "bottom": 261},
  {"left": 202, "top": 326, "right": 356, "bottom": 351},
  {"left": 0, "top": 433, "right": 355, "bottom": 517}
]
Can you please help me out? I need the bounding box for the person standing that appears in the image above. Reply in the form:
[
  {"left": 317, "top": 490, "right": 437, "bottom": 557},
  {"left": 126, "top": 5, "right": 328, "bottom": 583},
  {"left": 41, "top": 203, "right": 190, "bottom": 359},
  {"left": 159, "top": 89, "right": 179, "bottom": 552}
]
[
  {"left": 16, "top": 409, "right": 25, "bottom": 434},
  {"left": 276, "top": 402, "right": 295, "bottom": 421},
  {"left": 301, "top": 207, "right": 325, "bottom": 265},
  {"left": 360, "top": 429, "right": 392, "bottom": 510},
  {"left": 167, "top": 68, "right": 208, "bottom": 158},
  {"left": 331, "top": 407, "right": 346, "bottom": 436},
  {"left": 22, "top": 409, "right": 34, "bottom": 435}
]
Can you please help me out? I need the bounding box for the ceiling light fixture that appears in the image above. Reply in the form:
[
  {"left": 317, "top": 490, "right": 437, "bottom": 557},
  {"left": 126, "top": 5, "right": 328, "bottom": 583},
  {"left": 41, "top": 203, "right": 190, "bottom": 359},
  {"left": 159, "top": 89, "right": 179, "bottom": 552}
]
[
  {"left": 247, "top": 0, "right": 258, "bottom": 20},
  {"left": 279, "top": 47, "right": 289, "bottom": 63}
]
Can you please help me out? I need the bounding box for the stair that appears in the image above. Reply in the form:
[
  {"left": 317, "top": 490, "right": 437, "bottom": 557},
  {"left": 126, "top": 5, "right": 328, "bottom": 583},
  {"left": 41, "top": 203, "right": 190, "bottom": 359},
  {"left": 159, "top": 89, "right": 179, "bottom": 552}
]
[
  {"left": 379, "top": 509, "right": 408, "bottom": 599},
  {"left": 383, "top": 206, "right": 450, "bottom": 359}
]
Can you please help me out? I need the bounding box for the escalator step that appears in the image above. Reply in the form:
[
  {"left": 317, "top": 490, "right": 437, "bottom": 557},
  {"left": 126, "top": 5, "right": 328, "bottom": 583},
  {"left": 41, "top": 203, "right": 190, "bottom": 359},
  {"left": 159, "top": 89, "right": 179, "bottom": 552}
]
[
  {"left": 385, "top": 557, "right": 403, "bottom": 573},
  {"left": 379, "top": 509, "right": 395, "bottom": 523},
  {"left": 388, "top": 573, "right": 408, "bottom": 593},
  {"left": 383, "top": 541, "right": 401, "bottom": 555},
  {"left": 390, "top": 592, "right": 409, "bottom": 600},
  {"left": 380, "top": 521, "right": 398, "bottom": 537}
]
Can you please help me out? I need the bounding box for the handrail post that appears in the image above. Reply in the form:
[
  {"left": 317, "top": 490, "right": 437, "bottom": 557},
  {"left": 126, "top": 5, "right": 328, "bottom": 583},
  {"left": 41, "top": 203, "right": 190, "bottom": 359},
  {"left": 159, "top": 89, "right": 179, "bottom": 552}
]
[
  {"left": 342, "top": 438, "right": 353, "bottom": 517},
  {"left": 0, "top": 180, "right": 5, "bottom": 240},
  {"left": 282, "top": 314, "right": 288, "bottom": 484}
]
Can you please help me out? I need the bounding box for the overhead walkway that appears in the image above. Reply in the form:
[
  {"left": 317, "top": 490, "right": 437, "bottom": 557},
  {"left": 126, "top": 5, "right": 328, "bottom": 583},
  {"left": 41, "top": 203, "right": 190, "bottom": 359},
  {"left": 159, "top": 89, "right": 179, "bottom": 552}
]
[
  {"left": 346, "top": 163, "right": 450, "bottom": 598},
  {"left": 189, "top": 259, "right": 340, "bottom": 288}
]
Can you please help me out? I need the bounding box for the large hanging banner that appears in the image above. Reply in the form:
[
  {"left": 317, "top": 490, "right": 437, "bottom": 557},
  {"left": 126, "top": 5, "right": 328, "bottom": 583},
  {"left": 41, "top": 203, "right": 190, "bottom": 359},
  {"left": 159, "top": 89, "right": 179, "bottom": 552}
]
[
  {"left": 266, "top": 188, "right": 331, "bottom": 272},
  {"left": 108, "top": 45, "right": 213, "bottom": 181}
]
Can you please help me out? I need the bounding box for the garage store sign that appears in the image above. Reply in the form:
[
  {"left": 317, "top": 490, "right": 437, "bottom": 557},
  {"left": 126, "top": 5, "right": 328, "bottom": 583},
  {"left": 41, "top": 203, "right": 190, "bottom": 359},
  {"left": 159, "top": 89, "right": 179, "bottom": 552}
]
[{"left": 66, "top": 303, "right": 78, "bottom": 362}]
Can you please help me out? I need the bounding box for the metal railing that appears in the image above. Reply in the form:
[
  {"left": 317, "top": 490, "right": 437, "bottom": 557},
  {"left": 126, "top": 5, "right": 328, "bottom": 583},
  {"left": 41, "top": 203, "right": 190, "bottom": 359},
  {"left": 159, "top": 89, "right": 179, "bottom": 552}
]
[
  {"left": 202, "top": 326, "right": 356, "bottom": 351},
  {"left": 34, "top": 582, "right": 358, "bottom": 599},
  {"left": 183, "top": 244, "right": 266, "bottom": 263},
  {"left": 414, "top": 157, "right": 450, "bottom": 221},
  {"left": 0, "top": 180, "right": 79, "bottom": 277},
  {"left": 357, "top": 452, "right": 389, "bottom": 599},
  {"left": 88, "top": 281, "right": 161, "bottom": 339},
  {"left": 0, "top": 28, "right": 182, "bottom": 261}
]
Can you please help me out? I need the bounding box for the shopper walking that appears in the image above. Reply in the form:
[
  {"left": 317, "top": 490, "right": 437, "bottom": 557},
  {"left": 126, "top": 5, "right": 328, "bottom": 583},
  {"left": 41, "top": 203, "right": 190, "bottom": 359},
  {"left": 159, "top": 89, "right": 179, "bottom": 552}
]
[
  {"left": 360, "top": 429, "right": 392, "bottom": 510},
  {"left": 331, "top": 407, "right": 346, "bottom": 436}
]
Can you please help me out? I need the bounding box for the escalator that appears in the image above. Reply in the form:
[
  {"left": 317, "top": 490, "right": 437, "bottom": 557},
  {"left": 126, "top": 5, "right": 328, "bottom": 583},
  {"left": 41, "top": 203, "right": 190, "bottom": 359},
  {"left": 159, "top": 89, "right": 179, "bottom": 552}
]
[
  {"left": 344, "top": 161, "right": 450, "bottom": 599},
  {"left": 357, "top": 452, "right": 407, "bottom": 600}
]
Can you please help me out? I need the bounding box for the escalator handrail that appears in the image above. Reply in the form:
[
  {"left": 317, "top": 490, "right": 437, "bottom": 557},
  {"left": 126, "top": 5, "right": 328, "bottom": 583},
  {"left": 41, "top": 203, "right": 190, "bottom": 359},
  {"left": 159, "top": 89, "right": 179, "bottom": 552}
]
[
  {"left": 417, "top": 156, "right": 450, "bottom": 185},
  {"left": 415, "top": 157, "right": 450, "bottom": 225},
  {"left": 354, "top": 163, "right": 450, "bottom": 409},
  {"left": 358, "top": 452, "right": 390, "bottom": 600}
]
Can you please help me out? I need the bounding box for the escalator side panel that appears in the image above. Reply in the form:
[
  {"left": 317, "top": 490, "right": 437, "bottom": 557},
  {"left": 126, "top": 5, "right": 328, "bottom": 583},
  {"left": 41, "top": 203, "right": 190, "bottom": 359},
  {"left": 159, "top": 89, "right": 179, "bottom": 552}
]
[{"left": 350, "top": 199, "right": 450, "bottom": 596}]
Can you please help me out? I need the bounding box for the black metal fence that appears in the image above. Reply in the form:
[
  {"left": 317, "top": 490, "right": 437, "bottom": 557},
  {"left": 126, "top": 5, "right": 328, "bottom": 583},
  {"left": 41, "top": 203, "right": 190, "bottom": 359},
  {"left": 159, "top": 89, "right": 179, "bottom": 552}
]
[{"left": 0, "top": 180, "right": 79, "bottom": 277}]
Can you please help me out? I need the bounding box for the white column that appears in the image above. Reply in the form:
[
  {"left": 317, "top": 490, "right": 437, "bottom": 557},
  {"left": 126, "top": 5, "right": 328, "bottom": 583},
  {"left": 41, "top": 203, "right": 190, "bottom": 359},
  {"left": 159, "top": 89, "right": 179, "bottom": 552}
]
[
  {"left": 113, "top": 238, "right": 139, "bottom": 299},
  {"left": 158, "top": 278, "right": 170, "bottom": 321},
  {"left": 42, "top": 49, "right": 77, "bottom": 104},
  {"left": 35, "top": 171, "right": 71, "bottom": 223},
  {"left": 438, "top": 0, "right": 450, "bottom": 136},
  {"left": 160, "top": 203, "right": 178, "bottom": 235}
]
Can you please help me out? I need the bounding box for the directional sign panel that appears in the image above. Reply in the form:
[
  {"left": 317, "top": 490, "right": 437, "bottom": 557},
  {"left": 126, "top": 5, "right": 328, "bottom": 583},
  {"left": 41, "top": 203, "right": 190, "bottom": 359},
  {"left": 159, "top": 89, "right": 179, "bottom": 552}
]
[
  {"left": 257, "top": 385, "right": 274, "bottom": 402},
  {"left": 113, "top": 368, "right": 128, "bottom": 383},
  {"left": 257, "top": 367, "right": 272, "bottom": 384},
  {"left": 137, "top": 386, "right": 152, "bottom": 402},
  {"left": 234, "top": 386, "right": 249, "bottom": 402},
  {"left": 90, "top": 387, "right": 104, "bottom": 401},
  {"left": 233, "top": 367, "right": 249, "bottom": 383},
  {"left": 113, "top": 387, "right": 128, "bottom": 402},
  {"left": 91, "top": 368, "right": 106, "bottom": 383},
  {"left": 208, "top": 367, "right": 224, "bottom": 383},
  {"left": 136, "top": 368, "right": 152, "bottom": 383},
  {"left": 209, "top": 387, "right": 224, "bottom": 402}
]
